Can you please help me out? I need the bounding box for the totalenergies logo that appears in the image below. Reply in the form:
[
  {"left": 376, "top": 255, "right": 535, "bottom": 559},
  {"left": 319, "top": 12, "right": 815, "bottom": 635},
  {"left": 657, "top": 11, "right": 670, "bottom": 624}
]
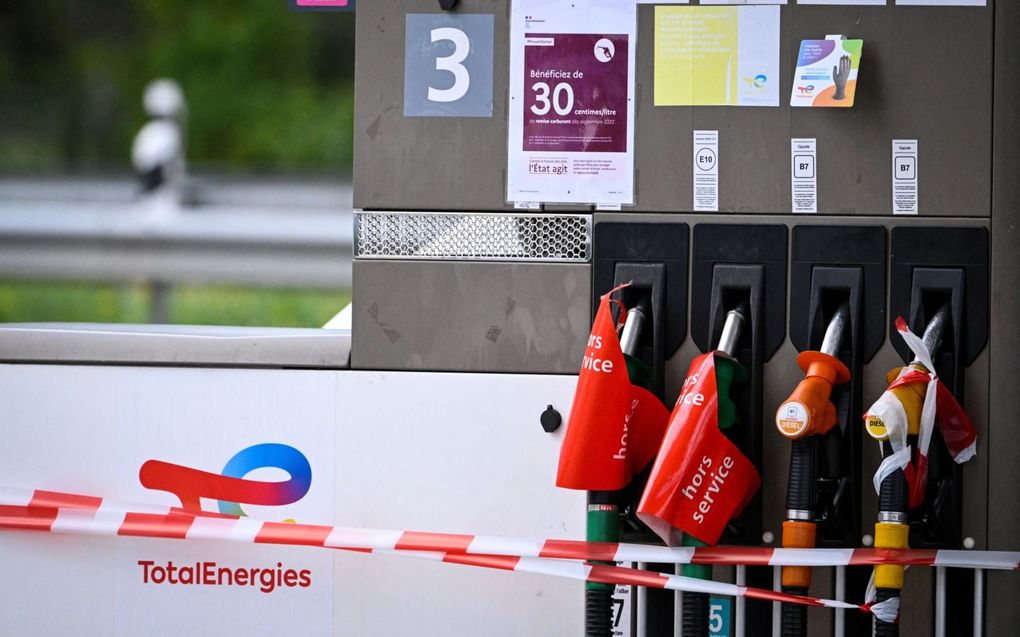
[
  {"left": 139, "top": 443, "right": 312, "bottom": 516},
  {"left": 743, "top": 74, "right": 768, "bottom": 89},
  {"left": 797, "top": 85, "right": 815, "bottom": 95}
]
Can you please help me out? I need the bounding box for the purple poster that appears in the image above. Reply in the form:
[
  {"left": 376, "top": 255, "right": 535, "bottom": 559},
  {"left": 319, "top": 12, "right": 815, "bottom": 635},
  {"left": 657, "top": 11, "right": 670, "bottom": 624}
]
[{"left": 522, "top": 34, "right": 629, "bottom": 153}]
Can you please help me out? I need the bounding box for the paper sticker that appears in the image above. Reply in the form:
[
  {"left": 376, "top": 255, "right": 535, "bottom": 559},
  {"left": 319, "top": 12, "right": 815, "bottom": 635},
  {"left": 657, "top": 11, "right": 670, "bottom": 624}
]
[
  {"left": 693, "top": 131, "right": 719, "bottom": 212},
  {"left": 654, "top": 6, "right": 780, "bottom": 107},
  {"left": 613, "top": 579, "right": 632, "bottom": 637},
  {"left": 791, "top": 38, "right": 863, "bottom": 108},
  {"left": 798, "top": 1, "right": 884, "bottom": 5},
  {"left": 897, "top": 1, "right": 985, "bottom": 5},
  {"left": 507, "top": 0, "right": 636, "bottom": 206},
  {"left": 892, "top": 139, "right": 918, "bottom": 215},
  {"left": 790, "top": 138, "right": 817, "bottom": 214}
]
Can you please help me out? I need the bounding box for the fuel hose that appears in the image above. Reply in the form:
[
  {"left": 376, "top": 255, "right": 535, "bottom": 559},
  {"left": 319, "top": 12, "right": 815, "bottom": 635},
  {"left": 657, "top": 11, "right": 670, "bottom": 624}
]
[
  {"left": 869, "top": 304, "right": 948, "bottom": 637},
  {"left": 775, "top": 303, "right": 851, "bottom": 637},
  {"left": 682, "top": 303, "right": 748, "bottom": 637},
  {"left": 586, "top": 297, "right": 650, "bottom": 637}
]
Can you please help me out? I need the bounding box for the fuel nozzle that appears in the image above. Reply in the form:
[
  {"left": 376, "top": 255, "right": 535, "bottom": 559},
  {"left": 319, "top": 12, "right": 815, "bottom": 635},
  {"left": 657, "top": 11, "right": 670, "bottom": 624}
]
[
  {"left": 618, "top": 296, "right": 651, "bottom": 387},
  {"left": 865, "top": 303, "right": 949, "bottom": 441},
  {"left": 714, "top": 302, "right": 749, "bottom": 430},
  {"left": 679, "top": 301, "right": 749, "bottom": 636},
  {"left": 775, "top": 303, "right": 852, "bottom": 440}
]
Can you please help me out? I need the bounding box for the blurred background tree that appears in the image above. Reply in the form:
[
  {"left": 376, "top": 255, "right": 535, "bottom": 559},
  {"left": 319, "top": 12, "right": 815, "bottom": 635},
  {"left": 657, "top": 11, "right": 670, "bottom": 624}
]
[{"left": 0, "top": 0, "right": 356, "bottom": 173}]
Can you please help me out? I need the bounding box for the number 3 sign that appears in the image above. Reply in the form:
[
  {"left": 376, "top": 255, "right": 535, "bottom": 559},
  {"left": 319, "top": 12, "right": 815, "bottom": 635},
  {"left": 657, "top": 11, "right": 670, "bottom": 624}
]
[{"left": 404, "top": 14, "right": 494, "bottom": 117}]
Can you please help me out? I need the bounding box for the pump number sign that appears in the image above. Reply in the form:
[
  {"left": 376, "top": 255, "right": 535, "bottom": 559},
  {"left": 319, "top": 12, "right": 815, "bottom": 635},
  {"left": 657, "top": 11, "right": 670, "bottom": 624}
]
[
  {"left": 507, "top": 0, "right": 636, "bottom": 206},
  {"left": 404, "top": 14, "right": 494, "bottom": 118}
]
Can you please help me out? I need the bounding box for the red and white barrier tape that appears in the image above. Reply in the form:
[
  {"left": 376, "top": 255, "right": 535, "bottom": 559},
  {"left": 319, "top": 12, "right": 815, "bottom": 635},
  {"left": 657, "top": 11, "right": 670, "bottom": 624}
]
[
  {"left": 0, "top": 489, "right": 877, "bottom": 618},
  {"left": 3, "top": 487, "right": 1017, "bottom": 621},
  {"left": 2, "top": 487, "right": 1016, "bottom": 571}
]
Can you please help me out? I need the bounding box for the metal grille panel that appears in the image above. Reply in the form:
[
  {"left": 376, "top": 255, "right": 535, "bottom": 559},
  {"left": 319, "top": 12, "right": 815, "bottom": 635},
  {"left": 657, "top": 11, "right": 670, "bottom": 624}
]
[{"left": 355, "top": 212, "right": 591, "bottom": 262}]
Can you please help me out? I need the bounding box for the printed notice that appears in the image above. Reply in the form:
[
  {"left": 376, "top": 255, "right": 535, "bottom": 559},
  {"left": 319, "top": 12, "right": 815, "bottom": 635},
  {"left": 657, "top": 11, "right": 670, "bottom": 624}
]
[
  {"left": 613, "top": 578, "right": 631, "bottom": 637},
  {"left": 507, "top": 0, "right": 636, "bottom": 206},
  {"left": 655, "top": 6, "right": 780, "bottom": 107},
  {"left": 791, "top": 138, "right": 817, "bottom": 213},
  {"left": 892, "top": 139, "right": 918, "bottom": 215},
  {"left": 897, "top": 1, "right": 985, "bottom": 6},
  {"left": 694, "top": 130, "right": 719, "bottom": 212}
]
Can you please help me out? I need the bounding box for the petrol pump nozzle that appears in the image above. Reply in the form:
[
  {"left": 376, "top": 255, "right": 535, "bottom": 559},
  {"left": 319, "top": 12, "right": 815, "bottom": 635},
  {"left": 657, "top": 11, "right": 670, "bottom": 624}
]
[
  {"left": 866, "top": 303, "right": 950, "bottom": 441},
  {"left": 587, "top": 294, "right": 651, "bottom": 637},
  {"left": 681, "top": 302, "right": 748, "bottom": 637},
  {"left": 775, "top": 303, "right": 852, "bottom": 440},
  {"left": 714, "top": 303, "right": 749, "bottom": 431},
  {"left": 777, "top": 304, "right": 852, "bottom": 636},
  {"left": 868, "top": 305, "right": 950, "bottom": 637}
]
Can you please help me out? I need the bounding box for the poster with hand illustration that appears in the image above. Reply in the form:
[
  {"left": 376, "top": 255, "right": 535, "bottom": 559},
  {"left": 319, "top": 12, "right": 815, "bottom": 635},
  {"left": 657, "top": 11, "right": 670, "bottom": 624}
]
[{"left": 790, "top": 38, "right": 863, "bottom": 108}]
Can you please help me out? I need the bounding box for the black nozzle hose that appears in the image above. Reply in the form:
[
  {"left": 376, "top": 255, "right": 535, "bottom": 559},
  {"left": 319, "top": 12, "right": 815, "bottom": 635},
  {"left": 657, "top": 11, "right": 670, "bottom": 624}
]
[
  {"left": 878, "top": 443, "right": 907, "bottom": 517},
  {"left": 681, "top": 592, "right": 709, "bottom": 637},
  {"left": 781, "top": 587, "right": 809, "bottom": 637},
  {"left": 872, "top": 588, "right": 900, "bottom": 637},
  {"left": 585, "top": 587, "right": 615, "bottom": 636},
  {"left": 786, "top": 438, "right": 817, "bottom": 513}
]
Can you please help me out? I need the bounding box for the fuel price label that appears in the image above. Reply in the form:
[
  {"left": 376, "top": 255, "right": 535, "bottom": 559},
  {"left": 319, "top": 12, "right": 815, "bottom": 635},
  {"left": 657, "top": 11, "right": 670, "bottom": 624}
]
[{"left": 507, "top": 0, "right": 636, "bottom": 206}]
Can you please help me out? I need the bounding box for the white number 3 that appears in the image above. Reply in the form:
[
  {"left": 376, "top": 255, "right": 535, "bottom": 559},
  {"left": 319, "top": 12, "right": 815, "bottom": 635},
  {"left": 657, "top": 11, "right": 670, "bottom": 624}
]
[{"left": 428, "top": 27, "right": 470, "bottom": 103}]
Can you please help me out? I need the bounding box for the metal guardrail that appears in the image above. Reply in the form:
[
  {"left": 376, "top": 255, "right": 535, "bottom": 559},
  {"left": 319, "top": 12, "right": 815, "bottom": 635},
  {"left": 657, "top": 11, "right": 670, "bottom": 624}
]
[{"left": 0, "top": 177, "right": 354, "bottom": 291}]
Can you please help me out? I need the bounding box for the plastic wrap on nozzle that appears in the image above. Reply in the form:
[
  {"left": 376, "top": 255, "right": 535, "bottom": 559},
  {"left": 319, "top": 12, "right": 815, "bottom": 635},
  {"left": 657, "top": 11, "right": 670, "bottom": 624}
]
[{"left": 865, "top": 364, "right": 928, "bottom": 440}]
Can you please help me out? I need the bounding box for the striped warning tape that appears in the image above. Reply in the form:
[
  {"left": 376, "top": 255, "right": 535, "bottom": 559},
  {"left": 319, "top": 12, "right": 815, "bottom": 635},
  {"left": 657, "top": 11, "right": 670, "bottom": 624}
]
[
  {"left": 0, "top": 487, "right": 884, "bottom": 618},
  {"left": 2, "top": 487, "right": 1017, "bottom": 621},
  {"left": 2, "top": 487, "right": 1017, "bottom": 571}
]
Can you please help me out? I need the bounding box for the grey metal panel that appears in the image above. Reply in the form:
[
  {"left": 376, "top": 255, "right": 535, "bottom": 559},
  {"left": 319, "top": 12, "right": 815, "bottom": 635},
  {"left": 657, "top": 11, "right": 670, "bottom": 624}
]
[
  {"left": 0, "top": 324, "right": 351, "bottom": 369},
  {"left": 353, "top": 0, "right": 514, "bottom": 212},
  {"left": 351, "top": 260, "right": 590, "bottom": 373},
  {"left": 358, "top": 2, "right": 992, "bottom": 216},
  {"left": 988, "top": 0, "right": 1020, "bottom": 634}
]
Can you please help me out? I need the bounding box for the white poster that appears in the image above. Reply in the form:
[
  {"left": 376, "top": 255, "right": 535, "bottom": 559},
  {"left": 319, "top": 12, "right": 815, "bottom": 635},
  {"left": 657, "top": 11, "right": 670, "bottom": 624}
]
[
  {"left": 892, "top": 139, "right": 919, "bottom": 215},
  {"left": 791, "top": 138, "right": 817, "bottom": 214},
  {"left": 693, "top": 130, "right": 720, "bottom": 212},
  {"left": 897, "top": 1, "right": 985, "bottom": 5},
  {"left": 654, "top": 5, "right": 781, "bottom": 107},
  {"left": 507, "top": 0, "right": 637, "bottom": 206}
]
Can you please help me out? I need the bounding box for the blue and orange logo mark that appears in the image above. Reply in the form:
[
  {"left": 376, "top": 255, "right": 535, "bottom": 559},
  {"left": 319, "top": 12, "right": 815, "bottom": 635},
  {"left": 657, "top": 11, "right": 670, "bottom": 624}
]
[
  {"left": 743, "top": 74, "right": 768, "bottom": 89},
  {"left": 139, "top": 443, "right": 311, "bottom": 516}
]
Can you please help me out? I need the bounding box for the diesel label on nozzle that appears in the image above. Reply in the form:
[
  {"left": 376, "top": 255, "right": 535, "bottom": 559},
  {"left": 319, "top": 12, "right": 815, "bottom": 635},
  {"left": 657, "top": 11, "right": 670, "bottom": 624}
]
[{"left": 776, "top": 401, "right": 809, "bottom": 438}]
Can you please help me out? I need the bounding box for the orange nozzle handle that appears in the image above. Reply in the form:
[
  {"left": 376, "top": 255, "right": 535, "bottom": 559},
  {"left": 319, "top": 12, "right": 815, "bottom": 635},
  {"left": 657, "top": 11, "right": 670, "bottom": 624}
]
[
  {"left": 781, "top": 520, "right": 817, "bottom": 589},
  {"left": 775, "top": 351, "right": 851, "bottom": 439}
]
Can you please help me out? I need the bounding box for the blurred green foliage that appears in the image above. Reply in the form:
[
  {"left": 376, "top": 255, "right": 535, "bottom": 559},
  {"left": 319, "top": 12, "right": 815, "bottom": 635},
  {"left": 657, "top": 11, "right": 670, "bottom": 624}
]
[
  {"left": 0, "top": 1, "right": 355, "bottom": 173},
  {"left": 0, "top": 281, "right": 350, "bottom": 327}
]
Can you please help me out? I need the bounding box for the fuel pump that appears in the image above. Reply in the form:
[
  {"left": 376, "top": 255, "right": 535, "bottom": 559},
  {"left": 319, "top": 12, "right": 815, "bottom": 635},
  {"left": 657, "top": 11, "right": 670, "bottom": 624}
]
[
  {"left": 681, "top": 304, "right": 748, "bottom": 637},
  {"left": 774, "top": 304, "right": 851, "bottom": 636}
]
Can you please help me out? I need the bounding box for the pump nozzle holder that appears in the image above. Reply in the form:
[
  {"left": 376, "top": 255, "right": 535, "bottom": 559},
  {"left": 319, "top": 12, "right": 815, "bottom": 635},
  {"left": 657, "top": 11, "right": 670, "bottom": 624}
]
[{"left": 775, "top": 351, "right": 851, "bottom": 440}]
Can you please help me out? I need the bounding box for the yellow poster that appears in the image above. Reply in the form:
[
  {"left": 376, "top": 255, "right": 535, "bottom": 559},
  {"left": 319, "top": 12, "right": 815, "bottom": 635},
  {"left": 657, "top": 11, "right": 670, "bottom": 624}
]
[{"left": 654, "top": 6, "right": 780, "bottom": 107}]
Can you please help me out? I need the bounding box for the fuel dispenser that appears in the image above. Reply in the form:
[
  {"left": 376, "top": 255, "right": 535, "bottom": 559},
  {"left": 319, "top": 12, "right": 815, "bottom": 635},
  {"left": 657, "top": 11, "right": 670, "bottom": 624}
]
[{"left": 343, "top": 1, "right": 1018, "bottom": 636}]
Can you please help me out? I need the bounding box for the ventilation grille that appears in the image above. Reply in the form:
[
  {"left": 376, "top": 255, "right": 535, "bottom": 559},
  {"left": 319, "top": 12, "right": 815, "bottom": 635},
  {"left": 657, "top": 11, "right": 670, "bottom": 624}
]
[{"left": 355, "top": 212, "right": 591, "bottom": 262}]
